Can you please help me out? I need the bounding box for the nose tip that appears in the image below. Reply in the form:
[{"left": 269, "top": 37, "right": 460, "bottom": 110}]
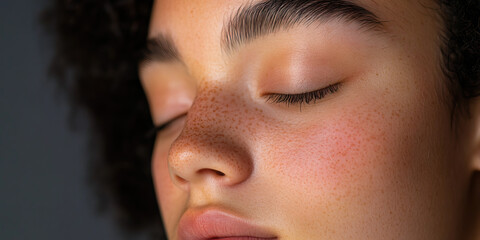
[{"left": 168, "top": 136, "right": 253, "bottom": 190}]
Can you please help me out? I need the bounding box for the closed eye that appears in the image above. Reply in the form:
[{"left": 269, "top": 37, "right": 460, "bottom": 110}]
[
  {"left": 266, "top": 82, "right": 342, "bottom": 106},
  {"left": 146, "top": 113, "right": 187, "bottom": 138}
]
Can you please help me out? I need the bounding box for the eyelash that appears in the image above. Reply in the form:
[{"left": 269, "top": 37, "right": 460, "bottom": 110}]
[
  {"left": 146, "top": 114, "right": 186, "bottom": 138},
  {"left": 146, "top": 83, "right": 340, "bottom": 137},
  {"left": 266, "top": 83, "right": 342, "bottom": 106}
]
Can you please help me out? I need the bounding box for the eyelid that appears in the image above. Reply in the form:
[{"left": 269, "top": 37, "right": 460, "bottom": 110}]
[
  {"left": 265, "top": 82, "right": 342, "bottom": 106},
  {"left": 146, "top": 113, "right": 187, "bottom": 138}
]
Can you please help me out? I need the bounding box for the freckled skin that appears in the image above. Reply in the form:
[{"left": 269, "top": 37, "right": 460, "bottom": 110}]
[{"left": 140, "top": 0, "right": 479, "bottom": 239}]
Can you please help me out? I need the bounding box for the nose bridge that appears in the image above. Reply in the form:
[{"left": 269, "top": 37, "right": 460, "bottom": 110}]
[{"left": 167, "top": 84, "right": 253, "bottom": 188}]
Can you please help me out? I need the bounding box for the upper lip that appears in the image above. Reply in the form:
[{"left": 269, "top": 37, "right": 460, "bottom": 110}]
[{"left": 177, "top": 207, "right": 277, "bottom": 240}]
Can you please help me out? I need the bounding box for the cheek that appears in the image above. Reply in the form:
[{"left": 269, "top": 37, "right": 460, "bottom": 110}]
[
  {"left": 152, "top": 140, "right": 186, "bottom": 235},
  {"left": 253, "top": 95, "right": 430, "bottom": 227},
  {"left": 251, "top": 78, "right": 461, "bottom": 238},
  {"left": 260, "top": 105, "right": 395, "bottom": 194}
]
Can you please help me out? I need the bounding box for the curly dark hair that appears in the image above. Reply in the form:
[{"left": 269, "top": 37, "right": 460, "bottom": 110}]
[
  {"left": 42, "top": 0, "right": 165, "bottom": 239},
  {"left": 42, "top": 0, "right": 479, "bottom": 239},
  {"left": 439, "top": 0, "right": 480, "bottom": 117}
]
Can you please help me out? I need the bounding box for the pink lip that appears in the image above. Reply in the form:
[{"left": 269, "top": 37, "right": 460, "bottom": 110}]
[{"left": 177, "top": 207, "right": 277, "bottom": 240}]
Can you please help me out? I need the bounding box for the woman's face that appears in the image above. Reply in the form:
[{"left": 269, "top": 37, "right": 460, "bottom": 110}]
[{"left": 140, "top": 0, "right": 477, "bottom": 239}]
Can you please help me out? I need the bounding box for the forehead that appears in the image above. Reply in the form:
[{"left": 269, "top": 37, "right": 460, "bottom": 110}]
[
  {"left": 149, "top": 1, "right": 246, "bottom": 78},
  {"left": 148, "top": 0, "right": 441, "bottom": 79}
]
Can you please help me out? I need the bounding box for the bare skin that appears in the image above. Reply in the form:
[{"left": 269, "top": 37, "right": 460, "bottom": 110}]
[{"left": 140, "top": 0, "right": 480, "bottom": 239}]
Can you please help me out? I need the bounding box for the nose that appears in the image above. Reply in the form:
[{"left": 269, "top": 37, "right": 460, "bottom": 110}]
[{"left": 167, "top": 88, "right": 253, "bottom": 190}]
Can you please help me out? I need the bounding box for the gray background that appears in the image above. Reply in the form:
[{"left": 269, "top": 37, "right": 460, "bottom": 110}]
[{"left": 0, "top": 1, "right": 141, "bottom": 239}]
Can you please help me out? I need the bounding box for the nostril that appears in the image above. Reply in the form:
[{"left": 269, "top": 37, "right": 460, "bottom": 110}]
[
  {"left": 197, "top": 168, "right": 226, "bottom": 177},
  {"left": 174, "top": 169, "right": 227, "bottom": 187},
  {"left": 175, "top": 175, "right": 188, "bottom": 184}
]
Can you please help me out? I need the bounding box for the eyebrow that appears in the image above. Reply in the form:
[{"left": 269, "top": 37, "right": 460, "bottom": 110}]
[
  {"left": 140, "top": 34, "right": 181, "bottom": 67},
  {"left": 222, "top": 0, "right": 385, "bottom": 53},
  {"left": 140, "top": 0, "right": 384, "bottom": 66}
]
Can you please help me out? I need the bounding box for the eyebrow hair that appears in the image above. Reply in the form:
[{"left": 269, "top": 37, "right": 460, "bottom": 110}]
[
  {"left": 139, "top": 0, "right": 385, "bottom": 67},
  {"left": 221, "top": 0, "right": 385, "bottom": 53},
  {"left": 140, "top": 34, "right": 181, "bottom": 67}
]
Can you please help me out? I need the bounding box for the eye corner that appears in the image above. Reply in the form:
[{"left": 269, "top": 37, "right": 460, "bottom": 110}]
[{"left": 148, "top": 113, "right": 188, "bottom": 138}]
